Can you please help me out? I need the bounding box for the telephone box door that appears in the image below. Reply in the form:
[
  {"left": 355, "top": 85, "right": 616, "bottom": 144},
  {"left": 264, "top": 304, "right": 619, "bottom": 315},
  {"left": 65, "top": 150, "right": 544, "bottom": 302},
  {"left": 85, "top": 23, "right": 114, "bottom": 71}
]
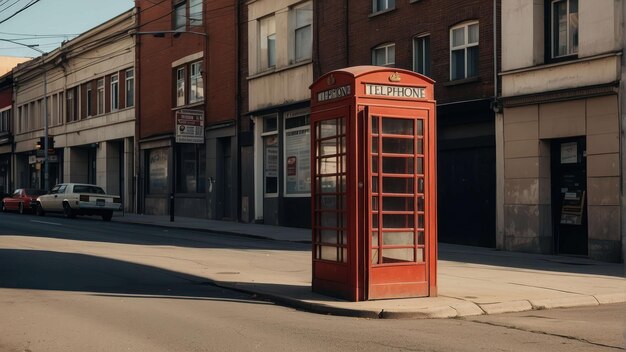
[{"left": 366, "top": 106, "right": 435, "bottom": 299}]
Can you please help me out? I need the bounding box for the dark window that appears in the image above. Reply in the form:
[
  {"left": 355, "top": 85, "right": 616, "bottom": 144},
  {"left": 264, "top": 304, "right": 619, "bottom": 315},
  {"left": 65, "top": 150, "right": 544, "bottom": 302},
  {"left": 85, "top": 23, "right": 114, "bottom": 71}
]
[{"left": 176, "top": 143, "right": 205, "bottom": 193}]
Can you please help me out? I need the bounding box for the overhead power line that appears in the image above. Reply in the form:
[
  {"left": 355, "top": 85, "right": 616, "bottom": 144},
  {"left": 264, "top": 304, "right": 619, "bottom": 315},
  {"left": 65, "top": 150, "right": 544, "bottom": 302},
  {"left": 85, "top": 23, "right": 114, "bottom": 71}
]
[{"left": 0, "top": 0, "right": 41, "bottom": 26}]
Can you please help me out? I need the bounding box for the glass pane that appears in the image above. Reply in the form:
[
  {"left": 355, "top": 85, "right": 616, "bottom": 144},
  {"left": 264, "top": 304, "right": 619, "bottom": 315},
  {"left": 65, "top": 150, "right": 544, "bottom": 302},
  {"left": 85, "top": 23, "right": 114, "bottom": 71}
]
[
  {"left": 452, "top": 27, "right": 465, "bottom": 47},
  {"left": 424, "top": 36, "right": 431, "bottom": 76},
  {"left": 383, "top": 157, "right": 413, "bottom": 174},
  {"left": 372, "top": 137, "right": 379, "bottom": 153},
  {"left": 372, "top": 215, "right": 379, "bottom": 228},
  {"left": 382, "top": 118, "right": 413, "bottom": 135},
  {"left": 569, "top": 0, "right": 578, "bottom": 54},
  {"left": 387, "top": 45, "right": 395, "bottom": 64},
  {"left": 321, "top": 229, "right": 336, "bottom": 244},
  {"left": 320, "top": 119, "right": 337, "bottom": 138},
  {"left": 372, "top": 176, "right": 378, "bottom": 193},
  {"left": 382, "top": 231, "right": 414, "bottom": 245},
  {"left": 416, "top": 248, "right": 424, "bottom": 262},
  {"left": 372, "top": 231, "right": 379, "bottom": 247},
  {"left": 372, "top": 156, "right": 378, "bottom": 173},
  {"left": 372, "top": 116, "right": 379, "bottom": 134},
  {"left": 267, "top": 34, "right": 276, "bottom": 67},
  {"left": 382, "top": 248, "right": 415, "bottom": 263},
  {"left": 417, "top": 139, "right": 423, "bottom": 154},
  {"left": 320, "top": 195, "right": 337, "bottom": 209},
  {"left": 451, "top": 49, "right": 465, "bottom": 80},
  {"left": 320, "top": 212, "right": 337, "bottom": 227},
  {"left": 418, "top": 214, "right": 425, "bottom": 229},
  {"left": 320, "top": 176, "right": 337, "bottom": 193},
  {"left": 383, "top": 177, "right": 414, "bottom": 194},
  {"left": 383, "top": 197, "right": 414, "bottom": 211},
  {"left": 295, "top": 26, "right": 312, "bottom": 61},
  {"left": 417, "top": 196, "right": 424, "bottom": 211},
  {"left": 383, "top": 138, "right": 414, "bottom": 154},
  {"left": 372, "top": 248, "right": 379, "bottom": 264},
  {"left": 341, "top": 231, "right": 347, "bottom": 245},
  {"left": 417, "top": 120, "right": 423, "bottom": 135},
  {"left": 468, "top": 23, "right": 479, "bottom": 44},
  {"left": 372, "top": 196, "right": 379, "bottom": 211},
  {"left": 319, "top": 156, "right": 337, "bottom": 175},
  {"left": 554, "top": 1, "right": 567, "bottom": 56},
  {"left": 467, "top": 46, "right": 478, "bottom": 77},
  {"left": 374, "top": 47, "right": 385, "bottom": 65},
  {"left": 342, "top": 248, "right": 348, "bottom": 263},
  {"left": 418, "top": 177, "right": 424, "bottom": 193},
  {"left": 319, "top": 138, "right": 337, "bottom": 156},
  {"left": 417, "top": 231, "right": 425, "bottom": 245},
  {"left": 340, "top": 155, "right": 347, "bottom": 173},
  {"left": 383, "top": 214, "right": 414, "bottom": 228},
  {"left": 416, "top": 157, "right": 423, "bottom": 174},
  {"left": 320, "top": 246, "right": 338, "bottom": 261}
]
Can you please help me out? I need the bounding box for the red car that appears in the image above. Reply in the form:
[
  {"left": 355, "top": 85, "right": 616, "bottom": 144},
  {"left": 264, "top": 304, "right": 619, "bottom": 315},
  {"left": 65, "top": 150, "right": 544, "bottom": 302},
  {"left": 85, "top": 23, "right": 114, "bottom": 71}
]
[{"left": 1, "top": 189, "right": 48, "bottom": 214}]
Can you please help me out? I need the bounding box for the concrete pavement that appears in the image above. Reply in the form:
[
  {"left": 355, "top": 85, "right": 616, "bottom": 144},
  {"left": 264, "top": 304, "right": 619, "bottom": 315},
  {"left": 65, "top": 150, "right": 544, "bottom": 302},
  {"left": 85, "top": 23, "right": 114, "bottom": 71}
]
[{"left": 112, "top": 213, "right": 626, "bottom": 319}]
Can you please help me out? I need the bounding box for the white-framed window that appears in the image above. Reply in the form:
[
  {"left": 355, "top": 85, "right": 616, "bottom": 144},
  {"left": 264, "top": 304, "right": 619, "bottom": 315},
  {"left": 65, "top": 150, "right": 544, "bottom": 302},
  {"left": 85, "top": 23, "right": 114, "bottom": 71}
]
[
  {"left": 259, "top": 15, "right": 276, "bottom": 70},
  {"left": 66, "top": 87, "right": 77, "bottom": 122},
  {"left": 283, "top": 110, "right": 311, "bottom": 196},
  {"left": 174, "top": 0, "right": 186, "bottom": 32},
  {"left": 111, "top": 74, "right": 119, "bottom": 111},
  {"left": 86, "top": 84, "right": 92, "bottom": 117},
  {"left": 450, "top": 21, "right": 479, "bottom": 80},
  {"left": 292, "top": 1, "right": 312, "bottom": 63},
  {"left": 413, "top": 34, "right": 431, "bottom": 76},
  {"left": 96, "top": 78, "right": 105, "bottom": 114},
  {"left": 189, "top": 0, "right": 203, "bottom": 27},
  {"left": 551, "top": 0, "right": 578, "bottom": 58},
  {"left": 176, "top": 67, "right": 185, "bottom": 107},
  {"left": 125, "top": 68, "right": 134, "bottom": 107},
  {"left": 262, "top": 114, "right": 279, "bottom": 196},
  {"left": 0, "top": 108, "right": 10, "bottom": 133},
  {"left": 373, "top": 0, "right": 395, "bottom": 13},
  {"left": 372, "top": 43, "right": 395, "bottom": 67},
  {"left": 189, "top": 61, "right": 204, "bottom": 103}
]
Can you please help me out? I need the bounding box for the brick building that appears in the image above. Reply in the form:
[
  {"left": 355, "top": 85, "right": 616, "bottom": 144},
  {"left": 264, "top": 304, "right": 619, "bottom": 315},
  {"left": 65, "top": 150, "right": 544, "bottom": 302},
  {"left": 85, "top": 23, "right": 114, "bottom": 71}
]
[
  {"left": 0, "top": 72, "right": 13, "bottom": 195},
  {"left": 135, "top": 0, "right": 239, "bottom": 220}
]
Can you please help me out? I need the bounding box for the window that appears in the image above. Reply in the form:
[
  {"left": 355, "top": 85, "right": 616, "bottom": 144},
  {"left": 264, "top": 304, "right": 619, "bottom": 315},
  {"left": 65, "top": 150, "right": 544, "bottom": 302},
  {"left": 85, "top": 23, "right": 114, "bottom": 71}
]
[
  {"left": 372, "top": 43, "right": 395, "bottom": 67},
  {"left": 174, "top": 0, "right": 186, "bottom": 31},
  {"left": 373, "top": 0, "right": 395, "bottom": 13},
  {"left": 262, "top": 114, "right": 278, "bottom": 196},
  {"left": 450, "top": 21, "right": 479, "bottom": 80},
  {"left": 0, "top": 109, "right": 9, "bottom": 133},
  {"left": 292, "top": 2, "right": 312, "bottom": 63},
  {"left": 551, "top": 0, "right": 578, "bottom": 58},
  {"left": 284, "top": 111, "right": 311, "bottom": 195},
  {"left": 413, "top": 35, "right": 431, "bottom": 76},
  {"left": 86, "top": 85, "right": 93, "bottom": 117},
  {"left": 66, "top": 87, "right": 77, "bottom": 122},
  {"left": 190, "top": 61, "right": 204, "bottom": 103},
  {"left": 189, "top": 0, "right": 202, "bottom": 26},
  {"left": 176, "top": 143, "right": 205, "bottom": 193},
  {"left": 97, "top": 78, "right": 105, "bottom": 114},
  {"left": 125, "top": 69, "right": 134, "bottom": 107},
  {"left": 176, "top": 67, "right": 185, "bottom": 107},
  {"left": 259, "top": 16, "right": 276, "bottom": 70},
  {"left": 147, "top": 148, "right": 169, "bottom": 194},
  {"left": 111, "top": 74, "right": 119, "bottom": 111}
]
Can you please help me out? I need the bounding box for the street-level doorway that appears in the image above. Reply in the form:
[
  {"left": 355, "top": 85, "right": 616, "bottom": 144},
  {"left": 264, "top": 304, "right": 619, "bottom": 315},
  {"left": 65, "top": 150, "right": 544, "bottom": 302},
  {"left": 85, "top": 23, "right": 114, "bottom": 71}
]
[{"left": 551, "top": 137, "right": 587, "bottom": 256}]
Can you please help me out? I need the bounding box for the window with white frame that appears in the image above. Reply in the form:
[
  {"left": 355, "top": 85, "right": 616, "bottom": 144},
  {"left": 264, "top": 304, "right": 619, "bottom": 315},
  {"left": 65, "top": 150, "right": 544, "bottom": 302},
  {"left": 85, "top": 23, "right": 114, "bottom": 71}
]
[
  {"left": 292, "top": 2, "right": 312, "bottom": 63},
  {"left": 176, "top": 67, "right": 185, "bottom": 107},
  {"left": 413, "top": 34, "right": 431, "bottom": 76},
  {"left": 373, "top": 0, "right": 395, "bottom": 13},
  {"left": 0, "top": 108, "right": 9, "bottom": 133},
  {"left": 372, "top": 43, "right": 395, "bottom": 67},
  {"left": 189, "top": 0, "right": 203, "bottom": 27},
  {"left": 262, "top": 114, "right": 278, "bottom": 196},
  {"left": 551, "top": 0, "right": 578, "bottom": 58},
  {"left": 67, "top": 87, "right": 77, "bottom": 122},
  {"left": 125, "top": 68, "right": 134, "bottom": 107},
  {"left": 111, "top": 74, "right": 119, "bottom": 111},
  {"left": 259, "top": 15, "right": 276, "bottom": 70},
  {"left": 97, "top": 78, "right": 105, "bottom": 114},
  {"left": 86, "top": 84, "right": 93, "bottom": 117},
  {"left": 174, "top": 0, "right": 186, "bottom": 32},
  {"left": 284, "top": 111, "right": 310, "bottom": 195},
  {"left": 450, "top": 21, "right": 479, "bottom": 80},
  {"left": 190, "top": 61, "right": 204, "bottom": 103}
]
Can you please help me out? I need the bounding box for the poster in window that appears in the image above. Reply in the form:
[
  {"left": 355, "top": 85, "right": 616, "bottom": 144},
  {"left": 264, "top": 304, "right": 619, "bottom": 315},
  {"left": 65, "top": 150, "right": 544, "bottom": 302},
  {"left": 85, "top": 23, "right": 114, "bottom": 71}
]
[
  {"left": 560, "top": 142, "right": 577, "bottom": 164},
  {"left": 149, "top": 148, "right": 168, "bottom": 194},
  {"left": 285, "top": 128, "right": 311, "bottom": 194}
]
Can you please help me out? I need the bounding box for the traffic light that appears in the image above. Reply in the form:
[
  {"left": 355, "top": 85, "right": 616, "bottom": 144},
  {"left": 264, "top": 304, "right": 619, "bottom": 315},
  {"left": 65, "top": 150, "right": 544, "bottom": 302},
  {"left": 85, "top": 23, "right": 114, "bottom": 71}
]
[{"left": 35, "top": 137, "right": 44, "bottom": 150}]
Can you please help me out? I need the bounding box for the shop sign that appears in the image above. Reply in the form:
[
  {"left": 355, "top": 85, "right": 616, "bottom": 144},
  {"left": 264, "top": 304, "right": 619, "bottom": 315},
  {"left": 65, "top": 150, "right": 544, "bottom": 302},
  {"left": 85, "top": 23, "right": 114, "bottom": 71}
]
[
  {"left": 176, "top": 109, "right": 204, "bottom": 144},
  {"left": 365, "top": 84, "right": 426, "bottom": 99}
]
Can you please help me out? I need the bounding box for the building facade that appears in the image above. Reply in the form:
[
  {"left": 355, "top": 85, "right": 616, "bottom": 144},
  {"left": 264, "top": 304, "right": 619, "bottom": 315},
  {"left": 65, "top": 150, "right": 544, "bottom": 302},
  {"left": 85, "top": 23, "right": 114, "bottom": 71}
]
[
  {"left": 240, "top": 0, "right": 314, "bottom": 227},
  {"left": 0, "top": 73, "right": 13, "bottom": 195},
  {"left": 135, "top": 0, "right": 238, "bottom": 220},
  {"left": 11, "top": 10, "right": 136, "bottom": 210},
  {"left": 500, "top": 0, "right": 623, "bottom": 261}
]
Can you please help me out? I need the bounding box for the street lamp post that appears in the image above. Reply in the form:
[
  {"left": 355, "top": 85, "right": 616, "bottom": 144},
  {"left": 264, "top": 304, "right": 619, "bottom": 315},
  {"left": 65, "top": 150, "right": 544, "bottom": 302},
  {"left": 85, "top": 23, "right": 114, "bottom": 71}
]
[{"left": 1, "top": 39, "right": 49, "bottom": 190}]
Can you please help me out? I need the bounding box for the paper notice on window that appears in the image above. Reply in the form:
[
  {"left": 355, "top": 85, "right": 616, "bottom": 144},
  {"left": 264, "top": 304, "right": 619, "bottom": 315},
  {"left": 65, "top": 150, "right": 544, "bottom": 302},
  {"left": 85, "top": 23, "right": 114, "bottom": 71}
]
[{"left": 560, "top": 142, "right": 577, "bottom": 164}]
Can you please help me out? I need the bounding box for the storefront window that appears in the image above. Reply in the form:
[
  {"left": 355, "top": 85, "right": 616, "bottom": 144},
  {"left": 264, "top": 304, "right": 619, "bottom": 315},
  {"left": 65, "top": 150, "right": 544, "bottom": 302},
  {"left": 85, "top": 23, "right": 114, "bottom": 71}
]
[
  {"left": 148, "top": 148, "right": 168, "bottom": 194},
  {"left": 284, "top": 111, "right": 310, "bottom": 195},
  {"left": 176, "top": 143, "right": 205, "bottom": 193}
]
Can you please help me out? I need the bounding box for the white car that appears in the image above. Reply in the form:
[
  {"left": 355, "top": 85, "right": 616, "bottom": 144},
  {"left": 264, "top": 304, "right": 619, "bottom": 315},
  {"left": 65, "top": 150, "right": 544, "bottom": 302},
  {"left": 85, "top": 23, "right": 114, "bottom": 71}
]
[{"left": 36, "top": 183, "right": 122, "bottom": 221}]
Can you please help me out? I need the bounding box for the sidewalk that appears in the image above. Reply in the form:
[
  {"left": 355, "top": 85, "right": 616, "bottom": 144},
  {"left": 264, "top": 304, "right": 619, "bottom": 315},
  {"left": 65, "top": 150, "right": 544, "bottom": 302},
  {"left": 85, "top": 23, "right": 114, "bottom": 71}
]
[{"left": 112, "top": 213, "right": 626, "bottom": 319}]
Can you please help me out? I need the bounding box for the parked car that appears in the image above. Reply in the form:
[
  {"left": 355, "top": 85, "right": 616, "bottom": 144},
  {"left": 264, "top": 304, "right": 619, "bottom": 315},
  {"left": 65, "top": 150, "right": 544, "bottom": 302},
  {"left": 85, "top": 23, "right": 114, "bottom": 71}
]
[
  {"left": 35, "top": 183, "right": 122, "bottom": 221},
  {"left": 1, "top": 188, "right": 48, "bottom": 214}
]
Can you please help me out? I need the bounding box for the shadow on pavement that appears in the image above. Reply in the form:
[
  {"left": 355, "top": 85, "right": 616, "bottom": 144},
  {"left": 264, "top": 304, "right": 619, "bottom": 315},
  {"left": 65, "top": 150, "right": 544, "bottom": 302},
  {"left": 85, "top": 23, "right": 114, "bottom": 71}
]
[{"left": 0, "top": 248, "right": 277, "bottom": 305}]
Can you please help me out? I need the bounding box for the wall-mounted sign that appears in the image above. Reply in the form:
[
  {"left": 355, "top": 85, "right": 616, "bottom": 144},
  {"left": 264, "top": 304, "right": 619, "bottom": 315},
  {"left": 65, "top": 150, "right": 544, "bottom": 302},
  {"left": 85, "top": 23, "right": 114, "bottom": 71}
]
[
  {"left": 176, "top": 109, "right": 204, "bottom": 144},
  {"left": 317, "top": 85, "right": 351, "bottom": 102},
  {"left": 365, "top": 84, "right": 426, "bottom": 99}
]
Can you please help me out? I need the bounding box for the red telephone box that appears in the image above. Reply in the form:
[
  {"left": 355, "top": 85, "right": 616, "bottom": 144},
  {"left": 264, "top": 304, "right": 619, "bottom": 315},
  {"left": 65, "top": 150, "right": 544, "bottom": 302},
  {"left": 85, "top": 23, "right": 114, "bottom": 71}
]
[{"left": 310, "top": 66, "right": 437, "bottom": 301}]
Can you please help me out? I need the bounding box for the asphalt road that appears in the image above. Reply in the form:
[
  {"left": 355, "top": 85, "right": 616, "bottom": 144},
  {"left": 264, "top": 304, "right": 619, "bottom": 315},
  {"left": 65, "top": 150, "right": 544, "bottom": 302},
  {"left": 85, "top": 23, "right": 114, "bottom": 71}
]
[{"left": 0, "top": 212, "right": 624, "bottom": 352}]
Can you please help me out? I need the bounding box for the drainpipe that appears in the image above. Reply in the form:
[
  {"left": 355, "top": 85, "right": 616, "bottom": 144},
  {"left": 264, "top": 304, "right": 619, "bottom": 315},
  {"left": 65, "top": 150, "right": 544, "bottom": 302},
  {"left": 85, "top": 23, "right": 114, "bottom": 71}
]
[{"left": 493, "top": 0, "right": 505, "bottom": 250}]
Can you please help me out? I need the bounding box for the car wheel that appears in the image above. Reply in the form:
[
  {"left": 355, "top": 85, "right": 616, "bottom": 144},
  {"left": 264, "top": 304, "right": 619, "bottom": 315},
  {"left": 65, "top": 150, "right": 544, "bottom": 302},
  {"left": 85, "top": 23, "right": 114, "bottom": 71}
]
[
  {"left": 63, "top": 203, "right": 76, "bottom": 219},
  {"left": 36, "top": 203, "right": 45, "bottom": 216},
  {"left": 102, "top": 211, "right": 113, "bottom": 222},
  {"left": 18, "top": 203, "right": 24, "bottom": 214}
]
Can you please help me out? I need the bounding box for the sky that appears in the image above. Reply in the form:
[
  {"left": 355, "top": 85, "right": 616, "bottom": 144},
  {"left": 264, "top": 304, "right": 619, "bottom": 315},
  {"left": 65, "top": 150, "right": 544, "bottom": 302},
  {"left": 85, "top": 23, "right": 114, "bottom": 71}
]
[{"left": 0, "top": 0, "right": 134, "bottom": 58}]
